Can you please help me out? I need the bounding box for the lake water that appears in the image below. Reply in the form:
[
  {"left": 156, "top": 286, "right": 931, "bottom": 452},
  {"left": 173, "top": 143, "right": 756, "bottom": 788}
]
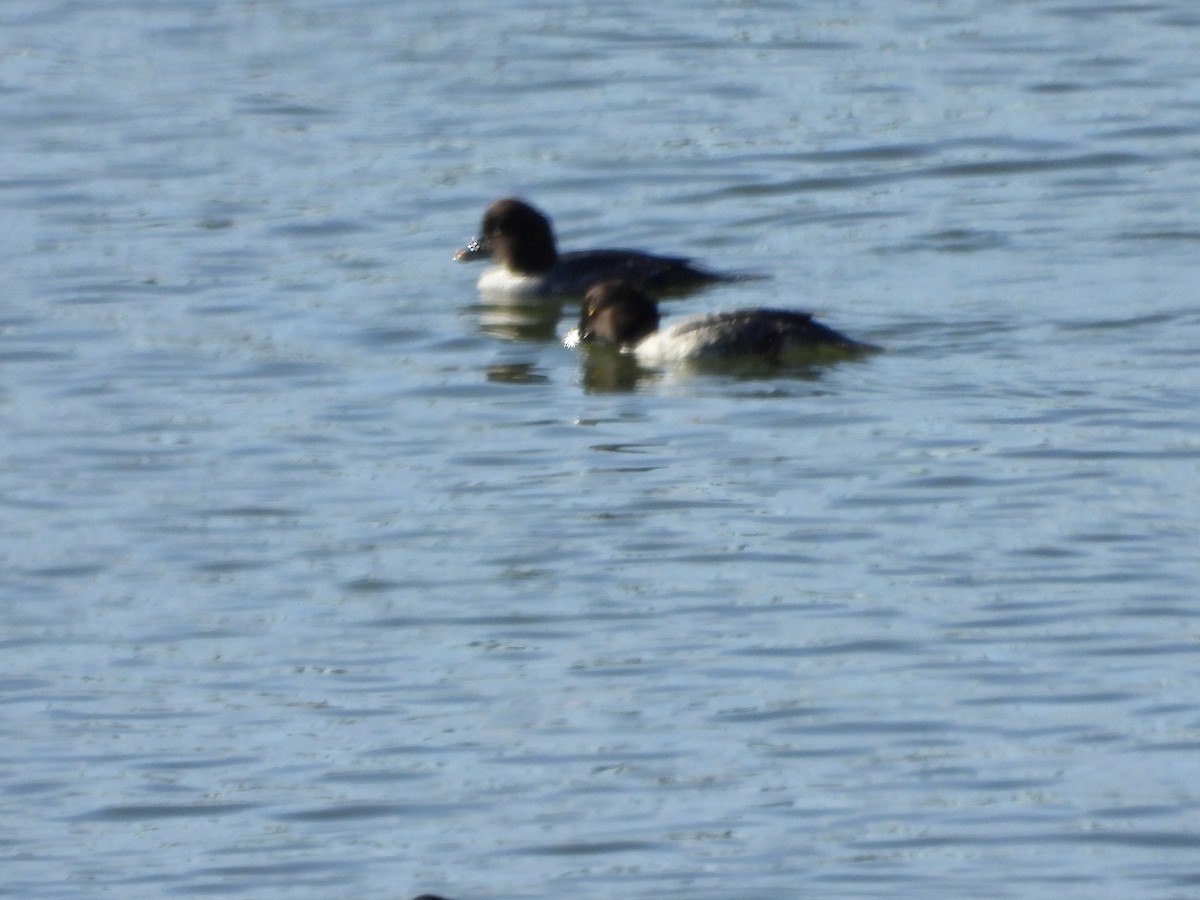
[{"left": 3, "top": 1, "right": 1200, "bottom": 898}]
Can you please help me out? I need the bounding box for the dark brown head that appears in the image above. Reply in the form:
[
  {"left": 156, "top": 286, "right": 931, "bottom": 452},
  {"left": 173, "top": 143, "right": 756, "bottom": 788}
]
[
  {"left": 576, "top": 280, "right": 661, "bottom": 348},
  {"left": 453, "top": 198, "right": 559, "bottom": 274}
]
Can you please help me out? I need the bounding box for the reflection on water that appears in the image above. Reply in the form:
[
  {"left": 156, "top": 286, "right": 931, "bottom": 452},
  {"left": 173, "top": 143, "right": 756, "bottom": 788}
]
[
  {"left": 576, "top": 346, "right": 656, "bottom": 393},
  {"left": 474, "top": 298, "right": 568, "bottom": 343},
  {"left": 485, "top": 362, "right": 550, "bottom": 385},
  {"left": 572, "top": 343, "right": 851, "bottom": 393}
]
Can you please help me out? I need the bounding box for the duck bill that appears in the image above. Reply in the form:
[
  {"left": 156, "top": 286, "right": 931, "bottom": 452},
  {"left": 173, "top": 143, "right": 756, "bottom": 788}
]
[{"left": 453, "top": 237, "right": 488, "bottom": 262}]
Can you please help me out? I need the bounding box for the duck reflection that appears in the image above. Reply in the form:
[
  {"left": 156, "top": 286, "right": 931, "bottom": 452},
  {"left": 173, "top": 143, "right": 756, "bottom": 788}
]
[
  {"left": 484, "top": 362, "right": 550, "bottom": 385},
  {"left": 576, "top": 345, "right": 660, "bottom": 393},
  {"left": 473, "top": 295, "right": 567, "bottom": 343}
]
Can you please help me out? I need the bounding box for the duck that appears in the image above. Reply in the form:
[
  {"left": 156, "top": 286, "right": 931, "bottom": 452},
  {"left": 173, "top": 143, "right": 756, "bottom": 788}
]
[
  {"left": 454, "top": 198, "right": 758, "bottom": 300},
  {"left": 565, "top": 279, "right": 880, "bottom": 365}
]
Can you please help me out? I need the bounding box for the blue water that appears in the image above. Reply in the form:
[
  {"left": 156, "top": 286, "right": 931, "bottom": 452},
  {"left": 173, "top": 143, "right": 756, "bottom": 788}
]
[{"left": 3, "top": 1, "right": 1200, "bottom": 898}]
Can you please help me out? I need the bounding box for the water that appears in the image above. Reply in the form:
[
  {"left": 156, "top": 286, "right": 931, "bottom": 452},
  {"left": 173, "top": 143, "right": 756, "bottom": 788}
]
[{"left": 3, "top": 1, "right": 1199, "bottom": 898}]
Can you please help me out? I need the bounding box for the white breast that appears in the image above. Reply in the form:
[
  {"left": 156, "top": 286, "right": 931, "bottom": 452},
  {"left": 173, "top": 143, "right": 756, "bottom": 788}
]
[
  {"left": 477, "top": 266, "right": 544, "bottom": 301},
  {"left": 631, "top": 319, "right": 717, "bottom": 364}
]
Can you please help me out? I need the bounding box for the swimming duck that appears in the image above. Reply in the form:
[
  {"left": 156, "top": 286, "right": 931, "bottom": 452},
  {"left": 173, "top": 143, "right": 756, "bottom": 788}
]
[
  {"left": 455, "top": 198, "right": 757, "bottom": 299},
  {"left": 565, "top": 279, "right": 879, "bottom": 364}
]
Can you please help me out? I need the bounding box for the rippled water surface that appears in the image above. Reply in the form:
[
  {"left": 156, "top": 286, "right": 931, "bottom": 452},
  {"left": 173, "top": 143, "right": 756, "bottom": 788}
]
[{"left": 3, "top": 1, "right": 1200, "bottom": 898}]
